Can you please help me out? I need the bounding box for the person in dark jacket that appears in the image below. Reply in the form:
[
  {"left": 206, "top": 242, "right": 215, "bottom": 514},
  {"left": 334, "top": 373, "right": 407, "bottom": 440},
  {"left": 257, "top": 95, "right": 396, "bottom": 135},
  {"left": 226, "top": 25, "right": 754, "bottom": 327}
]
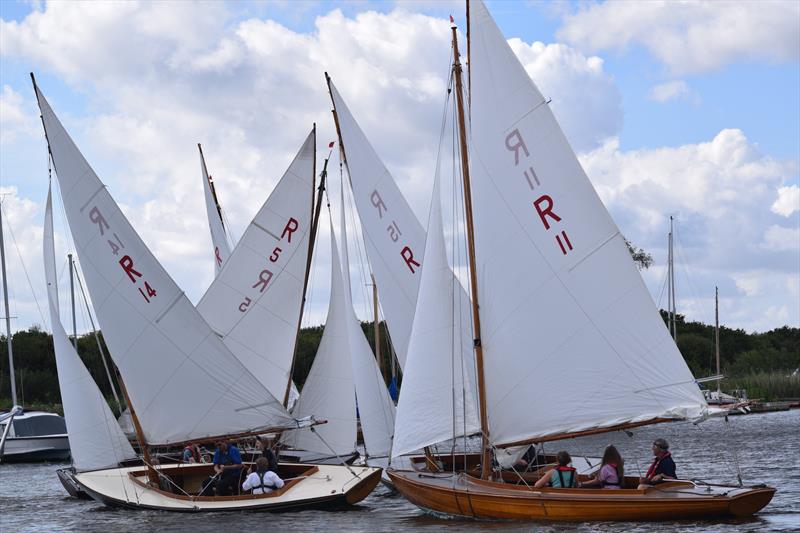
[{"left": 638, "top": 438, "right": 676, "bottom": 488}]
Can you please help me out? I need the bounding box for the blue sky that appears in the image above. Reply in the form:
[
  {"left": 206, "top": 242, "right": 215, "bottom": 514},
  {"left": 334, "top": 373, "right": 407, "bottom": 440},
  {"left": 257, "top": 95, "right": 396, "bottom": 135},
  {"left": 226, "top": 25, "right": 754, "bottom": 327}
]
[{"left": 1, "top": 0, "right": 798, "bottom": 334}]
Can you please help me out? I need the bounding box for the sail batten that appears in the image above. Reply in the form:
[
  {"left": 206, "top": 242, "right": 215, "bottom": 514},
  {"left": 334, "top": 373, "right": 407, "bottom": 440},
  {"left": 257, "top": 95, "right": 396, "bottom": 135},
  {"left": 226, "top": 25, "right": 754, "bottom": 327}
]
[
  {"left": 34, "top": 79, "right": 290, "bottom": 446},
  {"left": 466, "top": 0, "right": 706, "bottom": 446}
]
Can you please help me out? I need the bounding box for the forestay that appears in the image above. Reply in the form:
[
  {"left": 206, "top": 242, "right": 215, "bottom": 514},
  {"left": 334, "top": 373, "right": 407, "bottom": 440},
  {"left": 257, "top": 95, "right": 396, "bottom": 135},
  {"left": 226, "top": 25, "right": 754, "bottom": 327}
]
[
  {"left": 196, "top": 132, "right": 314, "bottom": 404},
  {"left": 467, "top": 0, "right": 707, "bottom": 447},
  {"left": 34, "top": 80, "right": 290, "bottom": 445},
  {"left": 286, "top": 221, "right": 358, "bottom": 455},
  {"left": 339, "top": 183, "right": 396, "bottom": 458},
  {"left": 44, "top": 185, "right": 137, "bottom": 470},
  {"left": 199, "top": 145, "right": 231, "bottom": 275},
  {"left": 392, "top": 173, "right": 479, "bottom": 459}
]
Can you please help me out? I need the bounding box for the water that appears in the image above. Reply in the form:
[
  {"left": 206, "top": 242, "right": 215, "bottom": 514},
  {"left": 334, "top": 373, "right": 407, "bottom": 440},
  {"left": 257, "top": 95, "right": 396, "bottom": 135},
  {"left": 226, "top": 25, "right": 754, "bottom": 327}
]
[{"left": 1, "top": 410, "right": 798, "bottom": 532}]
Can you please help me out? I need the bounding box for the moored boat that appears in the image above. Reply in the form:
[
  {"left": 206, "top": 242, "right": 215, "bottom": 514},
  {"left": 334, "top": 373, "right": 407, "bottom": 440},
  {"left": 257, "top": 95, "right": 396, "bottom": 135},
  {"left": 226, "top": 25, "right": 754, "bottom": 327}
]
[{"left": 0, "top": 410, "right": 70, "bottom": 462}]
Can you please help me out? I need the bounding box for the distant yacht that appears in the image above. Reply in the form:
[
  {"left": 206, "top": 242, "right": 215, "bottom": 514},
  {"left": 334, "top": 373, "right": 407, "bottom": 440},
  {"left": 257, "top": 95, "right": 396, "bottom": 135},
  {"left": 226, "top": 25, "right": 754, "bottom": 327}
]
[{"left": 0, "top": 409, "right": 70, "bottom": 462}]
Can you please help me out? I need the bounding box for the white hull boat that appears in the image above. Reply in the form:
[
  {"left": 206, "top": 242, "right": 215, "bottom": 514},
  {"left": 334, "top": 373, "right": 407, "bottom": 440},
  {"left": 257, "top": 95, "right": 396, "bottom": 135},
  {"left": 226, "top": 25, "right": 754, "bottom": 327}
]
[{"left": 75, "top": 462, "right": 382, "bottom": 512}]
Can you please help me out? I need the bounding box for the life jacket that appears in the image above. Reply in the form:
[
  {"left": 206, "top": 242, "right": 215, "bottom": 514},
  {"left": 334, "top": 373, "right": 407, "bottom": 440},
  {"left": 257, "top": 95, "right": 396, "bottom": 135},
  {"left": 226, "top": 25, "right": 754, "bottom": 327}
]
[
  {"left": 184, "top": 445, "right": 200, "bottom": 463},
  {"left": 551, "top": 466, "right": 576, "bottom": 488},
  {"left": 254, "top": 471, "right": 279, "bottom": 494},
  {"left": 601, "top": 462, "right": 622, "bottom": 487},
  {"left": 646, "top": 452, "right": 671, "bottom": 479}
]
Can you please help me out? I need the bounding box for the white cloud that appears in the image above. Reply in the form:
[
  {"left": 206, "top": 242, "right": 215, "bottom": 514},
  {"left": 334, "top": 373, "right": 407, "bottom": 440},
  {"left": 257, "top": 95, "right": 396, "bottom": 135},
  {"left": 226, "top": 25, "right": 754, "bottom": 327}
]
[
  {"left": 772, "top": 185, "right": 800, "bottom": 216},
  {"left": 648, "top": 80, "right": 689, "bottom": 103},
  {"left": 507, "top": 39, "right": 622, "bottom": 151},
  {"left": 0, "top": 85, "right": 37, "bottom": 143},
  {"left": 557, "top": 1, "right": 800, "bottom": 75},
  {"left": 732, "top": 272, "right": 762, "bottom": 297},
  {"left": 761, "top": 224, "right": 800, "bottom": 252},
  {"left": 579, "top": 128, "right": 799, "bottom": 331}
]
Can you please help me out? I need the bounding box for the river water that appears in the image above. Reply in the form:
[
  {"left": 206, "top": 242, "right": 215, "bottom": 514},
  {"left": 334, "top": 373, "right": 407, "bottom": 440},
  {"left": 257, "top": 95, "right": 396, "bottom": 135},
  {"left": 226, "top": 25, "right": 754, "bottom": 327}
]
[{"left": 1, "top": 409, "right": 797, "bottom": 532}]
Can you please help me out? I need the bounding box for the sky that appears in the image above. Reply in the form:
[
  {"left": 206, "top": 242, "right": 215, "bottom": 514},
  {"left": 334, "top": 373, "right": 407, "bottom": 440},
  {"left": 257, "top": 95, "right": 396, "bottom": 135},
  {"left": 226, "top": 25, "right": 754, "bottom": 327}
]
[{"left": 0, "top": 0, "right": 798, "bottom": 337}]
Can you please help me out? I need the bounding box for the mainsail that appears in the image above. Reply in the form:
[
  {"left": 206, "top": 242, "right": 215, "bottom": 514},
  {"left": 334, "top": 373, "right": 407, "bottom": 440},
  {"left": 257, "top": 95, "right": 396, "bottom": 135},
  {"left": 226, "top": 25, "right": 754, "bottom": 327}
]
[
  {"left": 43, "top": 185, "right": 137, "bottom": 470},
  {"left": 199, "top": 144, "right": 232, "bottom": 275},
  {"left": 392, "top": 172, "right": 479, "bottom": 459},
  {"left": 34, "top": 78, "right": 291, "bottom": 445},
  {"left": 286, "top": 220, "right": 358, "bottom": 455},
  {"left": 339, "top": 183, "right": 396, "bottom": 458},
  {"left": 196, "top": 132, "right": 314, "bottom": 405},
  {"left": 467, "top": 0, "right": 707, "bottom": 447}
]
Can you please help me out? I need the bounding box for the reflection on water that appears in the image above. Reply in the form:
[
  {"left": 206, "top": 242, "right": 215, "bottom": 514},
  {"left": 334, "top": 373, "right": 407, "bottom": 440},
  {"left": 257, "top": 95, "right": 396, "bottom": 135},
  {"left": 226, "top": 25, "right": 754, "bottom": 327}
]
[{"left": 1, "top": 409, "right": 797, "bottom": 532}]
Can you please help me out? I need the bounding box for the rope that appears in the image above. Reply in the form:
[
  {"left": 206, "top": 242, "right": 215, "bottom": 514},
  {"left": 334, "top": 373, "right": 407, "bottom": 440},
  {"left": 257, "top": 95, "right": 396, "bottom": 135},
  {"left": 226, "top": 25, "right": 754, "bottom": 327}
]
[
  {"left": 724, "top": 416, "right": 744, "bottom": 486},
  {"left": 309, "top": 426, "right": 360, "bottom": 478}
]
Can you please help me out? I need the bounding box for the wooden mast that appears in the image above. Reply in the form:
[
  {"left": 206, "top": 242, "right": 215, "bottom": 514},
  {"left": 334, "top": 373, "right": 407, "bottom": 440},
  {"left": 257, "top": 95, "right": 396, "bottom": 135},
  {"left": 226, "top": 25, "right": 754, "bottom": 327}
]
[
  {"left": 283, "top": 125, "right": 329, "bottom": 407},
  {"left": 118, "top": 376, "right": 159, "bottom": 485},
  {"left": 451, "top": 21, "right": 492, "bottom": 480},
  {"left": 371, "top": 274, "right": 385, "bottom": 382}
]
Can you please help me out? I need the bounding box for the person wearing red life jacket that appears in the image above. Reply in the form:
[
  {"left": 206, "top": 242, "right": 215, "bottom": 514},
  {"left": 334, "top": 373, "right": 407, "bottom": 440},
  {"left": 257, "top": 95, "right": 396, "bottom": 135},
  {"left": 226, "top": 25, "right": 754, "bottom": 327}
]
[
  {"left": 638, "top": 438, "right": 677, "bottom": 488},
  {"left": 534, "top": 451, "right": 578, "bottom": 488},
  {"left": 580, "top": 445, "right": 625, "bottom": 489}
]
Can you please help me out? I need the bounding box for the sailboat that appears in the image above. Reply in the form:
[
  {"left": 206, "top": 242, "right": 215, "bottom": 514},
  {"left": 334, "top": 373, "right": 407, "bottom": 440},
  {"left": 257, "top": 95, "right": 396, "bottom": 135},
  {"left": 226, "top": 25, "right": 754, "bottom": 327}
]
[
  {"left": 32, "top": 74, "right": 381, "bottom": 511},
  {"left": 0, "top": 198, "right": 70, "bottom": 463},
  {"left": 386, "top": 0, "right": 775, "bottom": 520}
]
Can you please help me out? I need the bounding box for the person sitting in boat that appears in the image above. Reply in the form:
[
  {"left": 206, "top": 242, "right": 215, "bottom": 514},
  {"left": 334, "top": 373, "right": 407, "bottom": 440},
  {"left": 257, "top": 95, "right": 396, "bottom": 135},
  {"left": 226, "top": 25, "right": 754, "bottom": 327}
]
[
  {"left": 242, "top": 457, "right": 285, "bottom": 495},
  {"left": 255, "top": 436, "right": 279, "bottom": 473},
  {"left": 638, "top": 438, "right": 677, "bottom": 488},
  {"left": 182, "top": 442, "right": 202, "bottom": 464},
  {"left": 580, "top": 445, "right": 624, "bottom": 489},
  {"left": 533, "top": 451, "right": 578, "bottom": 488},
  {"left": 213, "top": 440, "right": 243, "bottom": 496}
]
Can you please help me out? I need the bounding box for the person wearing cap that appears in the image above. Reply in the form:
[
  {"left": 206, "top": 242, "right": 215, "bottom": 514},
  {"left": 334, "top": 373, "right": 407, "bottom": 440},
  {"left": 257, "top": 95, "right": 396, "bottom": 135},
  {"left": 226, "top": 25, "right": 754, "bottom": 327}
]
[{"left": 638, "top": 438, "right": 676, "bottom": 488}]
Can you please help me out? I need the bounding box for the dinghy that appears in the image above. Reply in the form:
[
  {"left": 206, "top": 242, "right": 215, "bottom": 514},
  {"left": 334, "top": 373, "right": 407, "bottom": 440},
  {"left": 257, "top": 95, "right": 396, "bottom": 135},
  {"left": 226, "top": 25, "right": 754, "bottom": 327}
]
[{"left": 32, "top": 74, "right": 381, "bottom": 511}]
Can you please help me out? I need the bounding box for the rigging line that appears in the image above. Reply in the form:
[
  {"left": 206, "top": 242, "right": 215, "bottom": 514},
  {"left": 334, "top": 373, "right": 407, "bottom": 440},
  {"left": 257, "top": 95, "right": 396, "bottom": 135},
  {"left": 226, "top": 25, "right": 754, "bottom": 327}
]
[
  {"left": 342, "top": 165, "right": 371, "bottom": 320},
  {"left": 0, "top": 200, "right": 48, "bottom": 328}
]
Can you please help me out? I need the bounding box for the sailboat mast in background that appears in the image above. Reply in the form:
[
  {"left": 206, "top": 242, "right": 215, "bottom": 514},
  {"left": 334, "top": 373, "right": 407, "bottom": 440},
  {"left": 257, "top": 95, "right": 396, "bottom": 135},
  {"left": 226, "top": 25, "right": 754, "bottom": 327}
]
[
  {"left": 0, "top": 202, "right": 18, "bottom": 406},
  {"left": 668, "top": 215, "right": 678, "bottom": 340},
  {"left": 451, "top": 20, "right": 491, "bottom": 480}
]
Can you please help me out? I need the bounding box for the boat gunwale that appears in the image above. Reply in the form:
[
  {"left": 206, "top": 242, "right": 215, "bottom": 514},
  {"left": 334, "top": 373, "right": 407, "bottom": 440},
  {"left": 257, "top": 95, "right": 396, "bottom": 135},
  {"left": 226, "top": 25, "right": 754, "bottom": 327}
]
[{"left": 388, "top": 468, "right": 776, "bottom": 503}]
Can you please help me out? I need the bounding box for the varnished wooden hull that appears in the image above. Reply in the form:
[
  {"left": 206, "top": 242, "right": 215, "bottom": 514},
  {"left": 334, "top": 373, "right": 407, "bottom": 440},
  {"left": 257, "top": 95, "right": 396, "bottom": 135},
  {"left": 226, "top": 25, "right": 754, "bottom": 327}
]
[{"left": 387, "top": 469, "right": 775, "bottom": 521}]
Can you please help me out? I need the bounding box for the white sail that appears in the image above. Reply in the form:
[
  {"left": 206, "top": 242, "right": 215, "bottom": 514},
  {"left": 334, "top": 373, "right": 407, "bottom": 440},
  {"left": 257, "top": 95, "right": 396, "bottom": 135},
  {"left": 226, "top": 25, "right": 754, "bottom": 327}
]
[
  {"left": 196, "top": 132, "right": 314, "bottom": 405},
  {"left": 199, "top": 145, "right": 232, "bottom": 275},
  {"left": 34, "top": 80, "right": 290, "bottom": 445},
  {"left": 44, "top": 185, "right": 137, "bottom": 470},
  {"left": 339, "top": 184, "right": 396, "bottom": 458},
  {"left": 286, "top": 221, "right": 358, "bottom": 455},
  {"left": 467, "top": 0, "right": 707, "bottom": 446},
  {"left": 392, "top": 173, "right": 480, "bottom": 459},
  {"left": 328, "top": 81, "right": 423, "bottom": 370}
]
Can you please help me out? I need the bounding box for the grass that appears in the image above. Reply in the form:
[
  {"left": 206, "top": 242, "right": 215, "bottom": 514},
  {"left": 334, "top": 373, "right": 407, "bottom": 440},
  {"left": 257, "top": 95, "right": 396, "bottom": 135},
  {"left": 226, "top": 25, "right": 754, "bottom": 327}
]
[{"left": 724, "top": 372, "right": 800, "bottom": 401}]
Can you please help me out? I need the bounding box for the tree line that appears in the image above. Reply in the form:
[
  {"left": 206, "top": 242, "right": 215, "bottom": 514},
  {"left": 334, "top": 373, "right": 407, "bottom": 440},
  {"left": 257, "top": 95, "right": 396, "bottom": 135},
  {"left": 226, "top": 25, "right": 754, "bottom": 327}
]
[{"left": 1, "top": 316, "right": 797, "bottom": 409}]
